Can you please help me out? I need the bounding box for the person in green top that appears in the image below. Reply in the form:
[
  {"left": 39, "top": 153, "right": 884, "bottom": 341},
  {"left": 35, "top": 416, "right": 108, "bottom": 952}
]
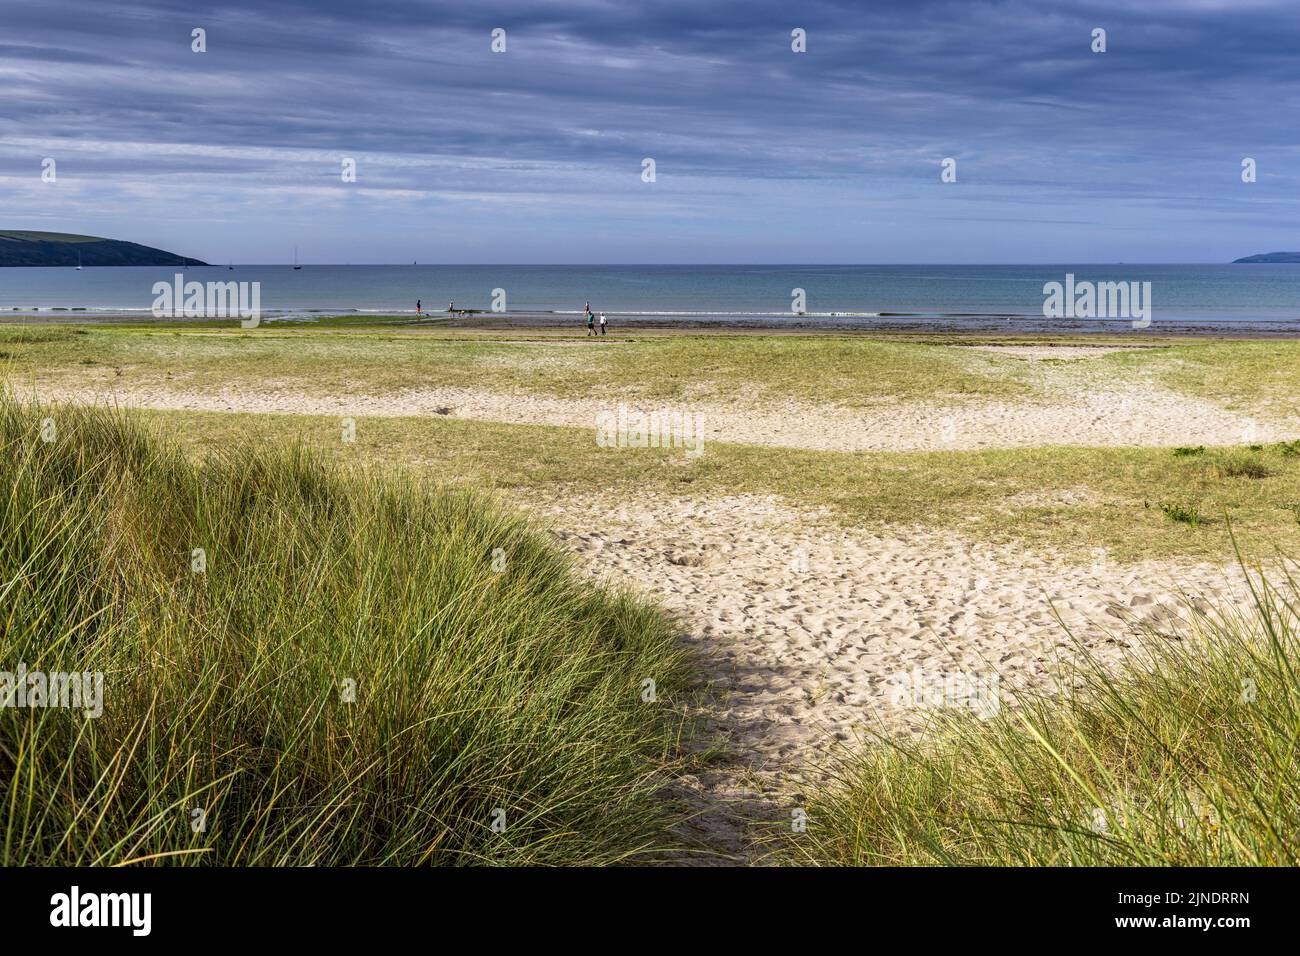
[{"left": 586, "top": 311, "right": 596, "bottom": 336}]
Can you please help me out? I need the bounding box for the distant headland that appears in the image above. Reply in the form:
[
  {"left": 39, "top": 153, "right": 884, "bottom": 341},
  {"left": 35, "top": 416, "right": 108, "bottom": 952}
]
[
  {"left": 1232, "top": 252, "right": 1300, "bottom": 263},
  {"left": 0, "top": 231, "right": 206, "bottom": 267}
]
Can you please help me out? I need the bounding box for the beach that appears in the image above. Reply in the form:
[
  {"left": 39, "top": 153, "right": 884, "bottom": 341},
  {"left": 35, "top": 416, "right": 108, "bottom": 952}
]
[
  {"left": 13, "top": 0, "right": 1300, "bottom": 911},
  {"left": 7, "top": 316, "right": 1298, "bottom": 861}
]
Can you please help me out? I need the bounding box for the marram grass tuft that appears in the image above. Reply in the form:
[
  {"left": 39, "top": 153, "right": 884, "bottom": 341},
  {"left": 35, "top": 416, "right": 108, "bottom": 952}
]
[
  {"left": 0, "top": 395, "right": 690, "bottom": 865},
  {"left": 782, "top": 553, "right": 1300, "bottom": 866}
]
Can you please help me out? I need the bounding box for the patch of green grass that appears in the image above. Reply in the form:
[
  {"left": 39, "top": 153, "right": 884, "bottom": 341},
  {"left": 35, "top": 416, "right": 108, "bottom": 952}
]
[
  {"left": 1117, "top": 339, "right": 1300, "bottom": 417},
  {"left": 0, "top": 396, "right": 692, "bottom": 865},
  {"left": 0, "top": 326, "right": 1039, "bottom": 407},
  {"left": 561, "top": 335, "right": 1037, "bottom": 405},
  {"left": 0, "top": 230, "right": 104, "bottom": 243},
  {"left": 8, "top": 323, "right": 1300, "bottom": 423},
  {"left": 1172, "top": 445, "right": 1205, "bottom": 457},
  {"left": 99, "top": 407, "right": 1300, "bottom": 564},
  {"left": 1213, "top": 450, "right": 1275, "bottom": 480},
  {"left": 1161, "top": 500, "right": 1203, "bottom": 527},
  {"left": 0, "top": 327, "right": 87, "bottom": 345},
  {"left": 778, "top": 562, "right": 1300, "bottom": 865}
]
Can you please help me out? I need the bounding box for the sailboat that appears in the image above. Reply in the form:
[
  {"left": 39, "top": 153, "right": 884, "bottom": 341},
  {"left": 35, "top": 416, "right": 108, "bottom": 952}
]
[
  {"left": 228, "top": 258, "right": 234, "bottom": 271},
  {"left": 75, "top": 252, "right": 82, "bottom": 271},
  {"left": 293, "top": 247, "right": 302, "bottom": 270}
]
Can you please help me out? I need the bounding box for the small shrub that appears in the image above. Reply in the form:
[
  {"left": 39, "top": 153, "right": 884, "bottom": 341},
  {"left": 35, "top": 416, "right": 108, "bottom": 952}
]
[
  {"left": 1161, "top": 501, "right": 1201, "bottom": 527},
  {"left": 1172, "top": 446, "right": 1205, "bottom": 457}
]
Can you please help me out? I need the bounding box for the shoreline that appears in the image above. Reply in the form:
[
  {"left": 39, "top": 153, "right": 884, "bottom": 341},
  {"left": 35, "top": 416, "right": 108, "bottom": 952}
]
[{"left": 4, "top": 308, "right": 1300, "bottom": 337}]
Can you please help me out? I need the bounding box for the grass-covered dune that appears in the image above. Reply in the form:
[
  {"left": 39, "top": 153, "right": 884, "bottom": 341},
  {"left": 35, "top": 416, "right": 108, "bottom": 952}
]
[
  {"left": 0, "top": 396, "right": 689, "bottom": 865},
  {"left": 783, "top": 573, "right": 1300, "bottom": 866}
]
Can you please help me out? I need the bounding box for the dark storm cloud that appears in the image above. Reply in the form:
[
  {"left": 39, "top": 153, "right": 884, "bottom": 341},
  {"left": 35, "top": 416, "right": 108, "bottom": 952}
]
[{"left": 2, "top": 0, "right": 1298, "bottom": 261}]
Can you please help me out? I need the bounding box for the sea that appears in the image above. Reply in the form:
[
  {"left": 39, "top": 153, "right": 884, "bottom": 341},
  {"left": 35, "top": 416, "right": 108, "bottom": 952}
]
[{"left": 3, "top": 264, "right": 1299, "bottom": 332}]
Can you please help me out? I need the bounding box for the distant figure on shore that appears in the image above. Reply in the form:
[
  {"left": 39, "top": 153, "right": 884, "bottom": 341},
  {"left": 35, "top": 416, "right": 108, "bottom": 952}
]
[
  {"left": 587, "top": 311, "right": 596, "bottom": 336},
  {"left": 447, "top": 301, "right": 454, "bottom": 313},
  {"left": 599, "top": 312, "right": 607, "bottom": 335},
  {"left": 416, "top": 299, "right": 422, "bottom": 315},
  {"left": 584, "top": 299, "right": 590, "bottom": 314}
]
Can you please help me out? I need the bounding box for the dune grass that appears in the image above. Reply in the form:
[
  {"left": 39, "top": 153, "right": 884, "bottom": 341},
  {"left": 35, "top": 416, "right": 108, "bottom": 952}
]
[
  {"left": 781, "top": 558, "right": 1300, "bottom": 866},
  {"left": 0, "top": 395, "right": 691, "bottom": 865},
  {"left": 116, "top": 408, "right": 1300, "bottom": 564}
]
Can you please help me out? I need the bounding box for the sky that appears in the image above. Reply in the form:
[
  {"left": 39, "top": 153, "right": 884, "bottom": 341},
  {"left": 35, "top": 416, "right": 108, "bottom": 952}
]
[{"left": 2, "top": 0, "right": 1299, "bottom": 264}]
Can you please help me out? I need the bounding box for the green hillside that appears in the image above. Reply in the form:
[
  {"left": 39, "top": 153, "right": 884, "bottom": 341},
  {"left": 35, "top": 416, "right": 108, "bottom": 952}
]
[
  {"left": 0, "top": 230, "right": 206, "bottom": 267},
  {"left": 1232, "top": 251, "right": 1300, "bottom": 263}
]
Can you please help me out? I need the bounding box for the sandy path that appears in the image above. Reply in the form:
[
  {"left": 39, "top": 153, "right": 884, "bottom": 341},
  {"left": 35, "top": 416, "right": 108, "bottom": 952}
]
[
  {"left": 34, "top": 382, "right": 1296, "bottom": 453},
  {"left": 527, "top": 492, "right": 1255, "bottom": 863}
]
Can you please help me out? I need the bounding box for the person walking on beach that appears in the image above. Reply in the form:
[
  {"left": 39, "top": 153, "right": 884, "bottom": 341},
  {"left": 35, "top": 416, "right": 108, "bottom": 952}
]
[
  {"left": 416, "top": 299, "right": 422, "bottom": 315},
  {"left": 599, "top": 312, "right": 607, "bottom": 335},
  {"left": 587, "top": 311, "right": 596, "bottom": 336}
]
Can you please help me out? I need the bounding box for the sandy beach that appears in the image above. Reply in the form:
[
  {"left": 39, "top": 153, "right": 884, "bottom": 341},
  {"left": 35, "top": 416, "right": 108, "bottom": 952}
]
[
  {"left": 20, "top": 330, "right": 1290, "bottom": 860},
  {"left": 530, "top": 490, "right": 1257, "bottom": 860}
]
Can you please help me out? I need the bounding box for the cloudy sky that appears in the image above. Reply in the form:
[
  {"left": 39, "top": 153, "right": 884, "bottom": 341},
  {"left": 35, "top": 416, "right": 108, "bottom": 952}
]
[{"left": 3, "top": 0, "right": 1298, "bottom": 263}]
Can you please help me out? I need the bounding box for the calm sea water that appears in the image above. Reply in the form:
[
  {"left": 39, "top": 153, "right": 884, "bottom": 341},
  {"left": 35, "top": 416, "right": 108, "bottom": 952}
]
[{"left": 3, "top": 264, "right": 1299, "bottom": 327}]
